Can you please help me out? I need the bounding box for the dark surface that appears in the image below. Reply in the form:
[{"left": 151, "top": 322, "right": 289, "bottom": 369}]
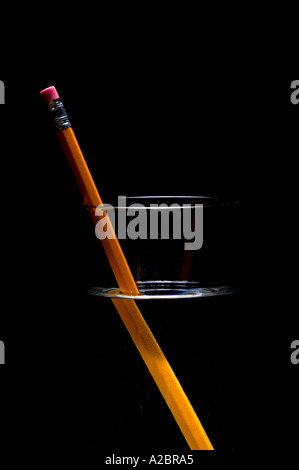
[{"left": 0, "top": 54, "right": 298, "bottom": 461}]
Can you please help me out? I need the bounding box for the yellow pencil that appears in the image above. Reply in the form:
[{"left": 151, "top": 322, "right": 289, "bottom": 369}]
[{"left": 40, "top": 86, "right": 214, "bottom": 450}]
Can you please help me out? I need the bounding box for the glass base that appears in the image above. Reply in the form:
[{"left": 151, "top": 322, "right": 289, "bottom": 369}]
[{"left": 86, "top": 281, "right": 236, "bottom": 299}]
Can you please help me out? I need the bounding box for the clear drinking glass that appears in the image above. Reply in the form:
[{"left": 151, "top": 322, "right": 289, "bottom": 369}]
[{"left": 82, "top": 196, "right": 239, "bottom": 450}]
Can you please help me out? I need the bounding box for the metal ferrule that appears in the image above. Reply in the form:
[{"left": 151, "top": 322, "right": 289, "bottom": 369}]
[{"left": 47, "top": 98, "right": 71, "bottom": 130}]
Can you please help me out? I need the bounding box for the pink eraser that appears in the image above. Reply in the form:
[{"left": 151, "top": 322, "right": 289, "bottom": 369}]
[{"left": 40, "top": 86, "right": 59, "bottom": 101}]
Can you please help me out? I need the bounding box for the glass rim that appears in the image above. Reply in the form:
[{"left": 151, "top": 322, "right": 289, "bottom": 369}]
[
  {"left": 86, "top": 281, "right": 236, "bottom": 299},
  {"left": 85, "top": 195, "right": 239, "bottom": 210}
]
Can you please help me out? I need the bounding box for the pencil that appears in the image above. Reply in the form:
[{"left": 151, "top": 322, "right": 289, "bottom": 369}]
[{"left": 40, "top": 86, "right": 214, "bottom": 450}]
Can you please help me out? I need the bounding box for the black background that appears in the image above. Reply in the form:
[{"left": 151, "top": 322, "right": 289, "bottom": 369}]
[{"left": 0, "top": 34, "right": 298, "bottom": 462}]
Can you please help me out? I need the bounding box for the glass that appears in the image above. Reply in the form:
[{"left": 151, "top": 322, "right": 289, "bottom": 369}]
[
  {"left": 84, "top": 196, "right": 239, "bottom": 298},
  {"left": 82, "top": 196, "right": 239, "bottom": 450}
]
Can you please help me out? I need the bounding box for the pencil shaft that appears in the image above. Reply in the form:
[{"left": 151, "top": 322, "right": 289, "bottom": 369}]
[
  {"left": 112, "top": 298, "right": 214, "bottom": 450},
  {"left": 57, "top": 127, "right": 139, "bottom": 294},
  {"left": 58, "top": 127, "right": 101, "bottom": 207}
]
